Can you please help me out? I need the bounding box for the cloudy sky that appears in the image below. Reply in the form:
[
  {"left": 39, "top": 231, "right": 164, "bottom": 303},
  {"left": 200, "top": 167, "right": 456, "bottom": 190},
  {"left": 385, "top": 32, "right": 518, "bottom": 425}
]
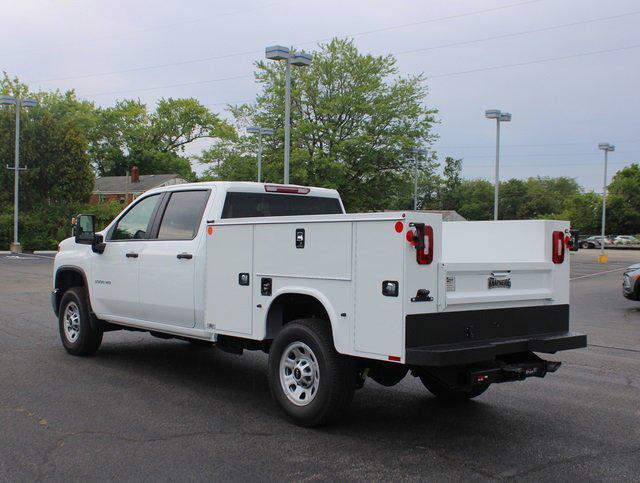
[{"left": 2, "top": 0, "right": 638, "bottom": 190}]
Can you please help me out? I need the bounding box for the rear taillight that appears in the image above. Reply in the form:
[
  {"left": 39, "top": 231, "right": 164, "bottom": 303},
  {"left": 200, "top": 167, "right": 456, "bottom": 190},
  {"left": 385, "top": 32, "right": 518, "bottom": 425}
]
[
  {"left": 552, "top": 231, "right": 565, "bottom": 264},
  {"left": 406, "top": 224, "right": 433, "bottom": 265}
]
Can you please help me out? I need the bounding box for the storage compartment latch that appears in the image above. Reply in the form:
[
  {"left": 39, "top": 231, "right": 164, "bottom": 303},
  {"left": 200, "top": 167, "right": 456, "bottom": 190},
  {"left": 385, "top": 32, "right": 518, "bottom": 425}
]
[{"left": 411, "top": 289, "right": 433, "bottom": 302}]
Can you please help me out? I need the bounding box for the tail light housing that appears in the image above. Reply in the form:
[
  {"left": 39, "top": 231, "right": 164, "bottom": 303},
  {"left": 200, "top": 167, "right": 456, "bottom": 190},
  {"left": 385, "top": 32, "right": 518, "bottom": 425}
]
[
  {"left": 552, "top": 230, "right": 565, "bottom": 264},
  {"left": 406, "top": 223, "right": 433, "bottom": 265}
]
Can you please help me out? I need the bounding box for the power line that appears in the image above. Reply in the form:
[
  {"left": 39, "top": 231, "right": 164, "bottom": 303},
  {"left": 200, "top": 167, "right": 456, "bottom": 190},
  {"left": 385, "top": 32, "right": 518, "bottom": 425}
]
[
  {"left": 1, "top": 2, "right": 285, "bottom": 58},
  {"left": 452, "top": 150, "right": 637, "bottom": 159},
  {"left": 428, "top": 43, "right": 640, "bottom": 79},
  {"left": 463, "top": 160, "right": 637, "bottom": 168},
  {"left": 395, "top": 10, "right": 640, "bottom": 56},
  {"left": 78, "top": 41, "right": 640, "bottom": 99},
  {"left": 83, "top": 74, "right": 252, "bottom": 97},
  {"left": 436, "top": 140, "right": 640, "bottom": 149},
  {"left": 29, "top": 0, "right": 547, "bottom": 84}
]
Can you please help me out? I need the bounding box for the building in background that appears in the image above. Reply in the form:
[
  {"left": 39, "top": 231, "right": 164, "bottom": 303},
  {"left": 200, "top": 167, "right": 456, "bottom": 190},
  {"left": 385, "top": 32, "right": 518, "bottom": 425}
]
[
  {"left": 422, "top": 210, "right": 466, "bottom": 222},
  {"left": 90, "top": 166, "right": 186, "bottom": 204}
]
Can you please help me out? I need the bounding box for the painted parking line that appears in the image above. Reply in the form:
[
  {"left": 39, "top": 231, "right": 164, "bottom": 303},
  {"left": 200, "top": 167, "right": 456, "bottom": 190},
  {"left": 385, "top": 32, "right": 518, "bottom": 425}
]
[{"left": 570, "top": 267, "right": 629, "bottom": 281}]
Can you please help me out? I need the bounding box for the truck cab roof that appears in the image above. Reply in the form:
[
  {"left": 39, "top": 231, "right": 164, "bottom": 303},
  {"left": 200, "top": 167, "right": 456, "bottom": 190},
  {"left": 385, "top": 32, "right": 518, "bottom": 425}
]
[{"left": 144, "top": 181, "right": 342, "bottom": 200}]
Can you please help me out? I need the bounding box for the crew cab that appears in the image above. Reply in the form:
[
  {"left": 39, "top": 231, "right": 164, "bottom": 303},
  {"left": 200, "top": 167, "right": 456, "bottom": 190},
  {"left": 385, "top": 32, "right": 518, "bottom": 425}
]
[{"left": 52, "top": 182, "right": 586, "bottom": 426}]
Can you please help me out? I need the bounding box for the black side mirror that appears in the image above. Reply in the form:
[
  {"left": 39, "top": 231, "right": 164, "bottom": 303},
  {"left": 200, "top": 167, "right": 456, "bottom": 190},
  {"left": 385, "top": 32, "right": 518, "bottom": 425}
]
[
  {"left": 73, "top": 214, "right": 106, "bottom": 254},
  {"left": 74, "top": 214, "right": 96, "bottom": 244},
  {"left": 569, "top": 229, "right": 580, "bottom": 252}
]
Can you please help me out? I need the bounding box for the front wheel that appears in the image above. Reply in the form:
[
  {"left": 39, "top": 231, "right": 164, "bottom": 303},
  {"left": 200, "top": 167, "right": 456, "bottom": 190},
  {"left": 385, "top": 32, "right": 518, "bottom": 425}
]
[
  {"left": 58, "top": 287, "right": 103, "bottom": 356},
  {"left": 419, "top": 373, "right": 489, "bottom": 401},
  {"left": 268, "top": 319, "right": 355, "bottom": 427}
]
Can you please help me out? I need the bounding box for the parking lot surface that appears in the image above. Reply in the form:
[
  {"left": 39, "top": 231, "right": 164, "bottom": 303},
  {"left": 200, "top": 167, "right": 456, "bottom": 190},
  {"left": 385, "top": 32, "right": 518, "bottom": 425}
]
[{"left": 1, "top": 250, "right": 639, "bottom": 481}]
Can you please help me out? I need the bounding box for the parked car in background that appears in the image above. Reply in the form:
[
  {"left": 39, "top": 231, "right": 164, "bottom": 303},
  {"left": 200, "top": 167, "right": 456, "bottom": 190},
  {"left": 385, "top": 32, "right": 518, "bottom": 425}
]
[
  {"left": 623, "top": 263, "right": 640, "bottom": 300},
  {"left": 614, "top": 235, "right": 640, "bottom": 245},
  {"left": 579, "top": 236, "right": 605, "bottom": 249}
]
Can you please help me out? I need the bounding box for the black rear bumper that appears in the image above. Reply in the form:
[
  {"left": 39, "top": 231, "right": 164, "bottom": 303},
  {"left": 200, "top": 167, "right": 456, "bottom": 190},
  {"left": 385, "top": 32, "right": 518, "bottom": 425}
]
[{"left": 405, "top": 305, "right": 587, "bottom": 367}]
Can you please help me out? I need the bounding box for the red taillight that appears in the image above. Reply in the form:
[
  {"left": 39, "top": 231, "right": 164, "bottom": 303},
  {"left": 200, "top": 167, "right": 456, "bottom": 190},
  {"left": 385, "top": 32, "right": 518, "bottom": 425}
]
[
  {"left": 406, "top": 224, "right": 433, "bottom": 265},
  {"left": 552, "top": 230, "right": 565, "bottom": 264},
  {"left": 264, "top": 184, "right": 310, "bottom": 194}
]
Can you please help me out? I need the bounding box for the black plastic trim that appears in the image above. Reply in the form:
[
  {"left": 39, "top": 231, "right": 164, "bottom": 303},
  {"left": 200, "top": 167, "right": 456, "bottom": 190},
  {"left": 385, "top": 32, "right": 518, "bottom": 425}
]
[{"left": 405, "top": 304, "right": 586, "bottom": 366}]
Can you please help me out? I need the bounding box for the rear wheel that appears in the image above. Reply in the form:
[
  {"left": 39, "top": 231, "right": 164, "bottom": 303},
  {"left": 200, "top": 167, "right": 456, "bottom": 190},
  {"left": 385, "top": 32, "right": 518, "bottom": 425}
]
[
  {"left": 419, "top": 373, "right": 489, "bottom": 401},
  {"left": 58, "top": 287, "right": 103, "bottom": 356},
  {"left": 268, "top": 319, "right": 355, "bottom": 427}
]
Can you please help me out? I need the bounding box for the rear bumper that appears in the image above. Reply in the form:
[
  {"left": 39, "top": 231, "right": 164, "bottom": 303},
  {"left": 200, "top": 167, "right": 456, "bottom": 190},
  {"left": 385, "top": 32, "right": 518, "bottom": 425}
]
[
  {"left": 406, "top": 331, "right": 586, "bottom": 366},
  {"left": 405, "top": 304, "right": 587, "bottom": 367}
]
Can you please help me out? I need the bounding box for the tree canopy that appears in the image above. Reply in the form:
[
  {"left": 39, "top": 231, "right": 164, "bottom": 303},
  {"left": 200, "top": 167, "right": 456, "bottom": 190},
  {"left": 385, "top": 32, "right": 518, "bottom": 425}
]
[{"left": 200, "top": 38, "right": 438, "bottom": 211}]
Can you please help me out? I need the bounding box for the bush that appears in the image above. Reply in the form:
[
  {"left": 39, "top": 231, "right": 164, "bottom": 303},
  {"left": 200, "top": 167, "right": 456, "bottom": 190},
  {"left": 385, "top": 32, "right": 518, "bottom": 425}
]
[{"left": 0, "top": 201, "right": 124, "bottom": 251}]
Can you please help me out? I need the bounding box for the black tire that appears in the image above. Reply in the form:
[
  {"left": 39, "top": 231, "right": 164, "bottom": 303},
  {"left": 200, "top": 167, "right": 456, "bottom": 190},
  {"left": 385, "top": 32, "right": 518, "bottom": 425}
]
[
  {"left": 58, "top": 287, "right": 103, "bottom": 356},
  {"left": 580, "top": 242, "right": 589, "bottom": 249},
  {"left": 419, "top": 373, "right": 489, "bottom": 401},
  {"left": 268, "top": 319, "right": 355, "bottom": 427}
]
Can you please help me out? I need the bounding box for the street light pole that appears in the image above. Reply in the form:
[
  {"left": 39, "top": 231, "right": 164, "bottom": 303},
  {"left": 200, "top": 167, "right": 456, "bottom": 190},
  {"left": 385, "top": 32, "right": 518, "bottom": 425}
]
[
  {"left": 266, "top": 46, "right": 312, "bottom": 185},
  {"left": 2, "top": 95, "right": 37, "bottom": 253},
  {"left": 284, "top": 60, "right": 291, "bottom": 184},
  {"left": 598, "top": 143, "right": 615, "bottom": 263},
  {"left": 485, "top": 109, "right": 511, "bottom": 221},
  {"left": 411, "top": 147, "right": 427, "bottom": 210},
  {"left": 13, "top": 99, "right": 21, "bottom": 251},
  {"left": 247, "top": 126, "right": 275, "bottom": 183}
]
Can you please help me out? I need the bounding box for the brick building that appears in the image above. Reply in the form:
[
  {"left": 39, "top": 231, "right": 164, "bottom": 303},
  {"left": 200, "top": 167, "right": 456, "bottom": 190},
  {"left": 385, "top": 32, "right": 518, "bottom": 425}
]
[{"left": 90, "top": 167, "right": 186, "bottom": 204}]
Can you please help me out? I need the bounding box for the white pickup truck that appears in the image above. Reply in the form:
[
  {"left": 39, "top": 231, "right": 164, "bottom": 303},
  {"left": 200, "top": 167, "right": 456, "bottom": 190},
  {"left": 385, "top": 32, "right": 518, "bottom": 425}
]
[{"left": 53, "top": 181, "right": 586, "bottom": 426}]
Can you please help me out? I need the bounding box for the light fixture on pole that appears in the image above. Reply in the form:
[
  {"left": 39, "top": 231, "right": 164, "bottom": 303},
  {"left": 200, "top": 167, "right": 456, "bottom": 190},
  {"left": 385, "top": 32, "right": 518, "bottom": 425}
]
[
  {"left": 1, "top": 95, "right": 38, "bottom": 253},
  {"left": 597, "top": 142, "right": 615, "bottom": 264},
  {"left": 247, "top": 126, "right": 275, "bottom": 183},
  {"left": 411, "top": 147, "right": 427, "bottom": 210},
  {"left": 485, "top": 109, "right": 511, "bottom": 221},
  {"left": 265, "top": 45, "right": 312, "bottom": 185}
]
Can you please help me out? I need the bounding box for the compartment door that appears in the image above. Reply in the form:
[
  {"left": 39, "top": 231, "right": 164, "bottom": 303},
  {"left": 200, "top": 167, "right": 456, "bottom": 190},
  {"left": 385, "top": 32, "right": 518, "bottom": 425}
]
[
  {"left": 354, "top": 221, "right": 404, "bottom": 358},
  {"left": 205, "top": 225, "right": 254, "bottom": 336}
]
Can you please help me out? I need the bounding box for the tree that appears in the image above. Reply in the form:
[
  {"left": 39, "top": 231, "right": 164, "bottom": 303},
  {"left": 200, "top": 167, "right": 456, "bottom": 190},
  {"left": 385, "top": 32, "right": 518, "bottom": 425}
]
[
  {"left": 0, "top": 76, "right": 94, "bottom": 210},
  {"left": 557, "top": 191, "right": 601, "bottom": 234},
  {"left": 200, "top": 38, "right": 438, "bottom": 212},
  {"left": 91, "top": 98, "right": 234, "bottom": 180},
  {"left": 439, "top": 156, "right": 462, "bottom": 210},
  {"left": 607, "top": 164, "right": 640, "bottom": 234},
  {"left": 457, "top": 179, "right": 494, "bottom": 220}
]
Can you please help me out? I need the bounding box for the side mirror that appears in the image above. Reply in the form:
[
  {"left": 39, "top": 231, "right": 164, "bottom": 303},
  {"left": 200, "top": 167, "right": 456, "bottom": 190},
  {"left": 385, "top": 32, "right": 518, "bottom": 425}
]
[
  {"left": 74, "top": 214, "right": 96, "bottom": 244},
  {"left": 569, "top": 229, "right": 580, "bottom": 252},
  {"left": 73, "top": 214, "right": 106, "bottom": 254}
]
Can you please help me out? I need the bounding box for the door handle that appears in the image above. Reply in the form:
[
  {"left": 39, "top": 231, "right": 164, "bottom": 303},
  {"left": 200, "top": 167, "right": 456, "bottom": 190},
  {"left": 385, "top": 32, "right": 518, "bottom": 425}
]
[
  {"left": 177, "top": 253, "right": 193, "bottom": 260},
  {"left": 125, "top": 252, "right": 138, "bottom": 258}
]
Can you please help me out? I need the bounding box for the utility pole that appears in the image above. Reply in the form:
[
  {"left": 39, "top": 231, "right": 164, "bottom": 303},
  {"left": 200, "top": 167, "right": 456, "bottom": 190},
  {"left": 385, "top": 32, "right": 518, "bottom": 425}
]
[
  {"left": 1, "top": 96, "right": 38, "bottom": 253},
  {"left": 411, "top": 147, "right": 427, "bottom": 210},
  {"left": 247, "top": 126, "right": 275, "bottom": 183},
  {"left": 598, "top": 143, "right": 615, "bottom": 264}
]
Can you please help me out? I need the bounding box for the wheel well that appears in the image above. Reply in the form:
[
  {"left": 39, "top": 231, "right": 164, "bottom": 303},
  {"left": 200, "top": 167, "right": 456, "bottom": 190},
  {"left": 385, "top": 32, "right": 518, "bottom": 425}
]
[
  {"left": 265, "top": 293, "right": 330, "bottom": 339},
  {"left": 54, "top": 268, "right": 86, "bottom": 314}
]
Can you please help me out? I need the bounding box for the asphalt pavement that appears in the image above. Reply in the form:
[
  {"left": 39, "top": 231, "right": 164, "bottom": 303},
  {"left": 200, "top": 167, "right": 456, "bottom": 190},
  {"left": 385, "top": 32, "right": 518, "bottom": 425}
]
[{"left": 1, "top": 250, "right": 639, "bottom": 481}]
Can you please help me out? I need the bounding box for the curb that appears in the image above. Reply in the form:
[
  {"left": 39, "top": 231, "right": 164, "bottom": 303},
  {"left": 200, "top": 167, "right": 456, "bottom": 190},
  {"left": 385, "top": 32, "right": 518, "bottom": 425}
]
[{"left": 33, "top": 250, "right": 58, "bottom": 255}]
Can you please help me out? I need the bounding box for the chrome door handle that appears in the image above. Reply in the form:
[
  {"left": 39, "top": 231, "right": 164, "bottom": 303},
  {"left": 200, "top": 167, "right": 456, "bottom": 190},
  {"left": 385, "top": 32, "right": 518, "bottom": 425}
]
[
  {"left": 177, "top": 253, "right": 193, "bottom": 260},
  {"left": 125, "top": 252, "right": 138, "bottom": 258}
]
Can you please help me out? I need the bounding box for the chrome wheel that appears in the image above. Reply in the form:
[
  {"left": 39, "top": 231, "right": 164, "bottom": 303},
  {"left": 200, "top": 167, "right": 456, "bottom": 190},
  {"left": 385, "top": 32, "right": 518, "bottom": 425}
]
[
  {"left": 63, "top": 301, "right": 81, "bottom": 343},
  {"left": 279, "top": 341, "right": 320, "bottom": 406}
]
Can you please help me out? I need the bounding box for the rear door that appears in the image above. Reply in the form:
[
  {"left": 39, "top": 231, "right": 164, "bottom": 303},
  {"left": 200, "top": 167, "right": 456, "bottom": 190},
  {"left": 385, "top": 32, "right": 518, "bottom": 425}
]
[{"left": 139, "top": 190, "right": 210, "bottom": 327}]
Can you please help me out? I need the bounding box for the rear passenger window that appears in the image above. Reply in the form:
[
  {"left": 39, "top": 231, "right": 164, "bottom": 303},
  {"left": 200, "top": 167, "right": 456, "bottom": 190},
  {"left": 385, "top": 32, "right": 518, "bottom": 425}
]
[
  {"left": 157, "top": 191, "right": 209, "bottom": 240},
  {"left": 221, "top": 192, "right": 344, "bottom": 218}
]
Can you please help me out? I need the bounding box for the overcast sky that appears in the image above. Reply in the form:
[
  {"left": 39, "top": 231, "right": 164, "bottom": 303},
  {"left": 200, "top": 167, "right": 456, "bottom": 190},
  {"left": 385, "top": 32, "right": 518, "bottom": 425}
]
[{"left": 2, "top": 0, "right": 638, "bottom": 190}]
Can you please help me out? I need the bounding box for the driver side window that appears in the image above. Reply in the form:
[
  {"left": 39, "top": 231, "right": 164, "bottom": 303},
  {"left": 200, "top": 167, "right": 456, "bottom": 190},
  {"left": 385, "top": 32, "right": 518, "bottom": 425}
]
[{"left": 111, "top": 194, "right": 160, "bottom": 240}]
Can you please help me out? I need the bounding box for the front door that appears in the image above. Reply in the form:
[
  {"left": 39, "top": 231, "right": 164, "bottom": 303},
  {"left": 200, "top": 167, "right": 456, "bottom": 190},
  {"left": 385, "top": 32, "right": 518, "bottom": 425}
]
[
  {"left": 91, "top": 194, "right": 162, "bottom": 321},
  {"left": 139, "top": 190, "right": 210, "bottom": 328}
]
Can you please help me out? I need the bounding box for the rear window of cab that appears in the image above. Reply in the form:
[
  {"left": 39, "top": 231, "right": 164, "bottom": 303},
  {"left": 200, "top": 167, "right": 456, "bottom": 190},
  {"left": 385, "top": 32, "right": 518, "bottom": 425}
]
[{"left": 221, "top": 192, "right": 344, "bottom": 219}]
